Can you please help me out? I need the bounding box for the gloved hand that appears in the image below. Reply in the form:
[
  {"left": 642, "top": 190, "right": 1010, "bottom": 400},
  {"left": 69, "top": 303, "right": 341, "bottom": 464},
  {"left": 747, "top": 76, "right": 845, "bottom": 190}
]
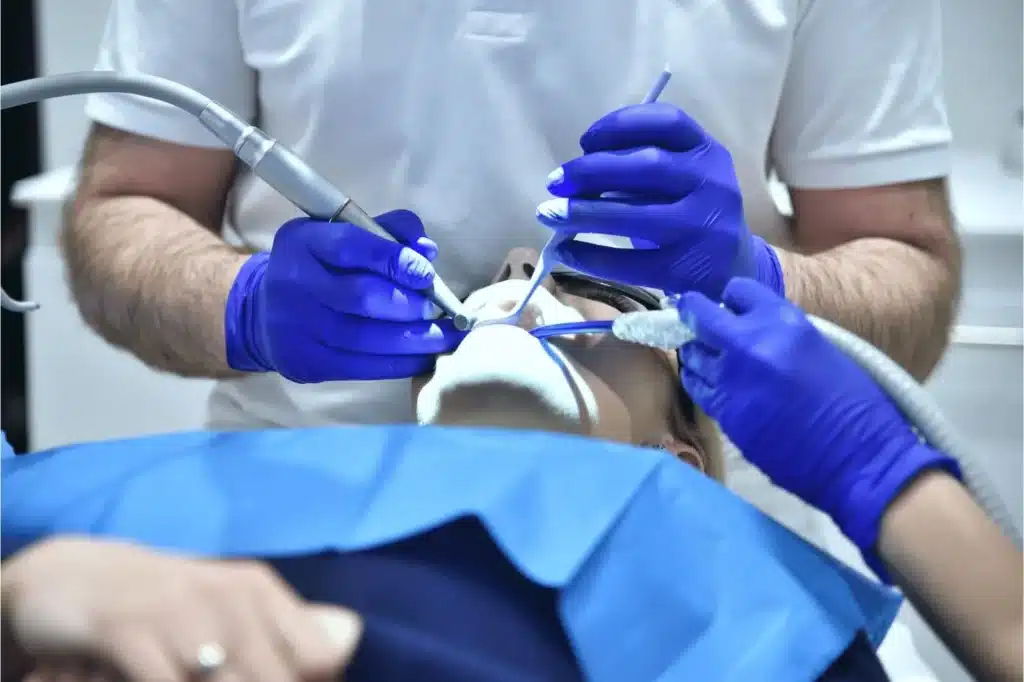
[
  {"left": 225, "top": 210, "right": 465, "bottom": 383},
  {"left": 537, "top": 102, "right": 784, "bottom": 300},
  {"left": 675, "top": 278, "right": 959, "bottom": 566}
]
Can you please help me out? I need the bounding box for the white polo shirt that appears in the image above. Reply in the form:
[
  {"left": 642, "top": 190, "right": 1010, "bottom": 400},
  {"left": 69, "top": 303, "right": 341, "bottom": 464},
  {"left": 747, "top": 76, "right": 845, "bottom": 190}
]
[{"left": 86, "top": 2, "right": 950, "bottom": 677}]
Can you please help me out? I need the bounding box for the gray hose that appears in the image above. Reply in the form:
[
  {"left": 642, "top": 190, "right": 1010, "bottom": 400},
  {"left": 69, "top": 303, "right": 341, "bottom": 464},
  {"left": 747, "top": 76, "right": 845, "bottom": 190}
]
[
  {"left": 811, "top": 315, "right": 1022, "bottom": 548},
  {"left": 613, "top": 308, "right": 1023, "bottom": 547},
  {"left": 1, "top": 70, "right": 211, "bottom": 115}
]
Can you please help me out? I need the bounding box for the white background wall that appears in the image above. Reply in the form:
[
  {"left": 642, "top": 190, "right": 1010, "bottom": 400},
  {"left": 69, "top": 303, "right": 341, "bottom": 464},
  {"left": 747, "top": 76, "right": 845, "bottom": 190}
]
[
  {"left": 942, "top": 0, "right": 1023, "bottom": 153},
  {"left": 19, "top": 2, "right": 1024, "bottom": 681},
  {"left": 35, "top": 0, "right": 111, "bottom": 170}
]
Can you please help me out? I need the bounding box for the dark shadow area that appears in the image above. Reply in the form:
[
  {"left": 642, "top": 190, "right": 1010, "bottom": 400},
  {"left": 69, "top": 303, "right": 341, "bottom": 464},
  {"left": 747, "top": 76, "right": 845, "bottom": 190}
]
[{"left": 2, "top": 0, "right": 42, "bottom": 453}]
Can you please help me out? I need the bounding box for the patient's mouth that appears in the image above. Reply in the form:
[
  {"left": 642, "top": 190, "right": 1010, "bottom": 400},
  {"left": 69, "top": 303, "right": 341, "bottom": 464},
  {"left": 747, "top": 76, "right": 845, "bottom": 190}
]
[{"left": 463, "top": 279, "right": 584, "bottom": 332}]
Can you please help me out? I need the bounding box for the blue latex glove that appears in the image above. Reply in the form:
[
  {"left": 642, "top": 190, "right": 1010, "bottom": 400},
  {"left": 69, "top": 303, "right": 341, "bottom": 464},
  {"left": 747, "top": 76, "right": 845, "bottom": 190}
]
[
  {"left": 225, "top": 210, "right": 465, "bottom": 383},
  {"left": 537, "top": 102, "right": 784, "bottom": 300},
  {"left": 676, "top": 278, "right": 960, "bottom": 568}
]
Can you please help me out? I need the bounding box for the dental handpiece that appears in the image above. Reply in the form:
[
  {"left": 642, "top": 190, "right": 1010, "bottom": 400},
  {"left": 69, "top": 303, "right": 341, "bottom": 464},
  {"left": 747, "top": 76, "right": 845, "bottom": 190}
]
[{"left": 0, "top": 71, "right": 472, "bottom": 329}]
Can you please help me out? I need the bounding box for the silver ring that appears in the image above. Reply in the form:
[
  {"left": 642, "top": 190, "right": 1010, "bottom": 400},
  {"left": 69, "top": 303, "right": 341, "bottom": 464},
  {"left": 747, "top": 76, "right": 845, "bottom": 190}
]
[{"left": 195, "top": 642, "right": 227, "bottom": 675}]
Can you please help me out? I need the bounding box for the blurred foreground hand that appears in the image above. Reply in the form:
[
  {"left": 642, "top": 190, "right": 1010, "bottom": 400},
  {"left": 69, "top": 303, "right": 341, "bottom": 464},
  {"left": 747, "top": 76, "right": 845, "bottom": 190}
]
[{"left": 3, "top": 536, "right": 362, "bottom": 682}]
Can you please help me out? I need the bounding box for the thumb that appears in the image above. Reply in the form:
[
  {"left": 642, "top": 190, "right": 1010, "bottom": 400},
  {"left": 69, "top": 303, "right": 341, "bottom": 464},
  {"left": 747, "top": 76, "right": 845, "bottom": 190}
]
[
  {"left": 676, "top": 291, "right": 738, "bottom": 351},
  {"left": 720, "top": 278, "right": 781, "bottom": 315},
  {"left": 374, "top": 208, "right": 440, "bottom": 270},
  {"left": 308, "top": 604, "right": 363, "bottom": 668}
]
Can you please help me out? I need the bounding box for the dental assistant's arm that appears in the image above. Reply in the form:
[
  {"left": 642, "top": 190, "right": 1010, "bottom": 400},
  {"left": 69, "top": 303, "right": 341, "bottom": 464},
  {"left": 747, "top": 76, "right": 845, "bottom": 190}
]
[
  {"left": 770, "top": 0, "right": 960, "bottom": 380},
  {"left": 67, "top": 125, "right": 247, "bottom": 377},
  {"left": 878, "top": 470, "right": 1023, "bottom": 682},
  {"left": 677, "top": 279, "right": 1022, "bottom": 682}
]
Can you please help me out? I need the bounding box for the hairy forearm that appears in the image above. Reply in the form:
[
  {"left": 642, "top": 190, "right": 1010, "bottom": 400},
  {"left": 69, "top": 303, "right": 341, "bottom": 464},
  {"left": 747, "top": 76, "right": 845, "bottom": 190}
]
[
  {"left": 63, "top": 196, "right": 248, "bottom": 378},
  {"left": 879, "top": 469, "right": 1023, "bottom": 682},
  {"left": 776, "top": 237, "right": 958, "bottom": 380}
]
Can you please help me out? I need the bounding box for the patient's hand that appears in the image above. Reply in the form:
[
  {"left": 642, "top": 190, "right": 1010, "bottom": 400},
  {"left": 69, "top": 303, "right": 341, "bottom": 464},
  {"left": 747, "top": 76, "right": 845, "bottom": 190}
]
[{"left": 4, "top": 536, "right": 362, "bottom": 682}]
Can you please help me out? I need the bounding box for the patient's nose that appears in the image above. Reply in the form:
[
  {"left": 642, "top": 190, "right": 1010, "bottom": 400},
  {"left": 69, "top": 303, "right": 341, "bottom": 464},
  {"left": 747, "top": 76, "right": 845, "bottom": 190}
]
[
  {"left": 492, "top": 248, "right": 557, "bottom": 293},
  {"left": 479, "top": 248, "right": 559, "bottom": 330}
]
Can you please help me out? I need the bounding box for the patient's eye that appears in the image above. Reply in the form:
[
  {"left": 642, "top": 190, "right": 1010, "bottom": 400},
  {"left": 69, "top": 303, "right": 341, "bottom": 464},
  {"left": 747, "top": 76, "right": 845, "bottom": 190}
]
[
  {"left": 587, "top": 289, "right": 637, "bottom": 313},
  {"left": 562, "top": 281, "right": 641, "bottom": 313}
]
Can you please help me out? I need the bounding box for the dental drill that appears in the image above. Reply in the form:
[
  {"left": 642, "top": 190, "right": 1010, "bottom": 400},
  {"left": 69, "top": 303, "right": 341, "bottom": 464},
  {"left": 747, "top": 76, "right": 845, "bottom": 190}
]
[
  {"left": 527, "top": 310, "right": 1024, "bottom": 550},
  {"left": 0, "top": 71, "right": 472, "bottom": 330}
]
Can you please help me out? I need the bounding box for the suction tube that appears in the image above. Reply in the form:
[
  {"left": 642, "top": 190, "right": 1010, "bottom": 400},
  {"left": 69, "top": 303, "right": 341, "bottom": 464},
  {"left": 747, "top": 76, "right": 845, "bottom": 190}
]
[{"left": 611, "top": 308, "right": 1023, "bottom": 548}]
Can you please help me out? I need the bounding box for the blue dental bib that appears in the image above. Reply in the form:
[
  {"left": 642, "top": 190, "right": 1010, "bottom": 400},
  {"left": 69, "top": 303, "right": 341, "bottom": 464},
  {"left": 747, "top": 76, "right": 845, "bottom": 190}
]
[{"left": 2, "top": 426, "right": 899, "bottom": 681}]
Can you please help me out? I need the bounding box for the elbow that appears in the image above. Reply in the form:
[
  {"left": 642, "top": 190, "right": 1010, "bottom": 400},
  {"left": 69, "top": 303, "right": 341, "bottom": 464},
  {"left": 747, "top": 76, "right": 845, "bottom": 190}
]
[{"left": 910, "top": 229, "right": 963, "bottom": 381}]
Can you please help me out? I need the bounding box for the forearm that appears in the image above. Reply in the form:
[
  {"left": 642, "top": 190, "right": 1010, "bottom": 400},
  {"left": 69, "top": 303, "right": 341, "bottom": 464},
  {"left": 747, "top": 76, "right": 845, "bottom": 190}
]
[
  {"left": 63, "top": 195, "right": 249, "bottom": 378},
  {"left": 878, "top": 469, "right": 1023, "bottom": 682},
  {"left": 776, "top": 237, "right": 958, "bottom": 380}
]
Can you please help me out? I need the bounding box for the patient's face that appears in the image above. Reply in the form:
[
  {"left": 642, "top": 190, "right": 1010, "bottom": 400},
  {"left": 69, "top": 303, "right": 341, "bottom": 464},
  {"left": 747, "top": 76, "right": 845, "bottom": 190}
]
[{"left": 412, "top": 248, "right": 720, "bottom": 477}]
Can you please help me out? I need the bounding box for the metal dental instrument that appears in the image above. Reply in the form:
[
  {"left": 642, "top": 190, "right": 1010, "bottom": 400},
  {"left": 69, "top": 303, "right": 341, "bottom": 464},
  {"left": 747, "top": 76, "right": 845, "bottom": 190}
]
[
  {"left": 0, "top": 71, "right": 472, "bottom": 329},
  {"left": 481, "top": 65, "right": 673, "bottom": 329}
]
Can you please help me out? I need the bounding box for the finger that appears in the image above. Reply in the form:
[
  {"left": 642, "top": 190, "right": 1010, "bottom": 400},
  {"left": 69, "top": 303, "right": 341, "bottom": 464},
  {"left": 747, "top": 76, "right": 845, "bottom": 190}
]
[
  {"left": 678, "top": 341, "right": 723, "bottom": 385},
  {"left": 580, "top": 102, "right": 707, "bottom": 154},
  {"left": 411, "top": 236, "right": 439, "bottom": 262},
  {"left": 236, "top": 565, "right": 354, "bottom": 681},
  {"left": 302, "top": 224, "right": 436, "bottom": 290},
  {"left": 98, "top": 631, "right": 184, "bottom": 682},
  {"left": 302, "top": 269, "right": 435, "bottom": 321},
  {"left": 549, "top": 241, "right": 676, "bottom": 289},
  {"left": 265, "top": 604, "right": 361, "bottom": 681},
  {"left": 306, "top": 606, "right": 363, "bottom": 674},
  {"left": 222, "top": 604, "right": 297, "bottom": 682},
  {"left": 547, "top": 148, "right": 700, "bottom": 200},
  {"left": 372, "top": 209, "right": 428, "bottom": 246},
  {"left": 302, "top": 307, "right": 467, "bottom": 356},
  {"left": 675, "top": 291, "right": 739, "bottom": 350},
  {"left": 679, "top": 366, "right": 718, "bottom": 415},
  {"left": 720, "top": 277, "right": 784, "bottom": 315},
  {"left": 536, "top": 198, "right": 676, "bottom": 241},
  {"left": 193, "top": 563, "right": 294, "bottom": 682}
]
